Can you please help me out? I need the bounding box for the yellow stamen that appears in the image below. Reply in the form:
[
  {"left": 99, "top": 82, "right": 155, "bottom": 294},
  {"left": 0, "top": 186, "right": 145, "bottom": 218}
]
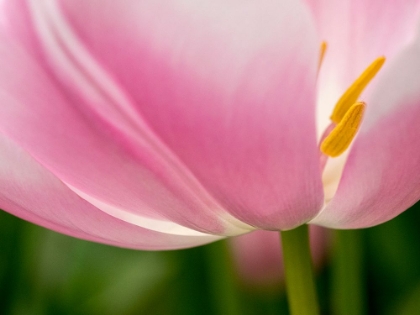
[
  {"left": 318, "top": 41, "right": 328, "bottom": 69},
  {"left": 330, "top": 57, "right": 385, "bottom": 124},
  {"left": 321, "top": 102, "right": 366, "bottom": 157}
]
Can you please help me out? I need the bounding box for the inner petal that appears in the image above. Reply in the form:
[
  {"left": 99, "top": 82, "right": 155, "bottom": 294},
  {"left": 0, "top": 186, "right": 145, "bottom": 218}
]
[{"left": 318, "top": 55, "right": 385, "bottom": 200}]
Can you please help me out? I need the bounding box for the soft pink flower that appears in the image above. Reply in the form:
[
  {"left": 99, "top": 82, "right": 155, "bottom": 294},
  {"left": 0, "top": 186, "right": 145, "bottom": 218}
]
[
  {"left": 230, "top": 227, "right": 328, "bottom": 287},
  {"left": 0, "top": 0, "right": 419, "bottom": 249}
]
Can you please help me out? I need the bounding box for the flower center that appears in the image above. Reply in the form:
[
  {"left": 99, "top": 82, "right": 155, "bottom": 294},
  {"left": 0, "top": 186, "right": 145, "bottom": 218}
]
[{"left": 320, "top": 55, "right": 386, "bottom": 158}]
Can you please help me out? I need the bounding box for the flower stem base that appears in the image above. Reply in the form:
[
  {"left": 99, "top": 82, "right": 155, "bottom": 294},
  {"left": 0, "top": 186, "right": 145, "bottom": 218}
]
[{"left": 281, "top": 225, "right": 320, "bottom": 315}]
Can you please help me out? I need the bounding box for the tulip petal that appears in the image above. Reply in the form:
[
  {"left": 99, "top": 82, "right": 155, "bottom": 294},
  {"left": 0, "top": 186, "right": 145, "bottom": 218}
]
[
  {"left": 305, "top": 0, "right": 420, "bottom": 130},
  {"left": 0, "top": 135, "right": 223, "bottom": 250},
  {"left": 0, "top": 27, "right": 254, "bottom": 236},
  {"left": 311, "top": 30, "right": 420, "bottom": 228},
  {"left": 34, "top": 0, "right": 324, "bottom": 229}
]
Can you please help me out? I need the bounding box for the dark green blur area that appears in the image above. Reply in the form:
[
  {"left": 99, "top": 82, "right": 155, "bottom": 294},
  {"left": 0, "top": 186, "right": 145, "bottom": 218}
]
[{"left": 0, "top": 202, "right": 420, "bottom": 315}]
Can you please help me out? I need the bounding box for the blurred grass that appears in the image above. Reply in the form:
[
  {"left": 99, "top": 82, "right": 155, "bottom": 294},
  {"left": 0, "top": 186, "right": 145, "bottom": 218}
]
[{"left": 0, "top": 201, "right": 420, "bottom": 315}]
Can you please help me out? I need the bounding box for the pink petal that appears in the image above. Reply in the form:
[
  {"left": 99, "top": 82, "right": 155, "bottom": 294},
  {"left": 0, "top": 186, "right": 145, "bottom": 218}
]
[
  {"left": 0, "top": 135, "right": 223, "bottom": 250},
  {"left": 305, "top": 0, "right": 420, "bottom": 66},
  {"left": 31, "top": 0, "right": 324, "bottom": 229},
  {"left": 305, "top": 0, "right": 420, "bottom": 130},
  {"left": 311, "top": 30, "right": 420, "bottom": 228},
  {"left": 0, "top": 27, "right": 250, "bottom": 236}
]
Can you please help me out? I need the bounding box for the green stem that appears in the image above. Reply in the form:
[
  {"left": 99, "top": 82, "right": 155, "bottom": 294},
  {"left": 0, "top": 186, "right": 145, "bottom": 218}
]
[
  {"left": 206, "top": 239, "right": 242, "bottom": 315},
  {"left": 332, "top": 229, "right": 366, "bottom": 315},
  {"left": 281, "top": 225, "right": 320, "bottom": 315}
]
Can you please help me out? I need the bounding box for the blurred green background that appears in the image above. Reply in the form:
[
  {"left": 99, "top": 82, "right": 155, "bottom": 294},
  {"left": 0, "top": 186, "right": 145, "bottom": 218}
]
[{"left": 1, "top": 201, "right": 420, "bottom": 315}]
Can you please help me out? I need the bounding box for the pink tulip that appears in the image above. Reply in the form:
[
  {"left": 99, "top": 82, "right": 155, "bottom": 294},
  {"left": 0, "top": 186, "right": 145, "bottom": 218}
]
[
  {"left": 0, "top": 0, "right": 420, "bottom": 249},
  {"left": 230, "top": 228, "right": 328, "bottom": 287}
]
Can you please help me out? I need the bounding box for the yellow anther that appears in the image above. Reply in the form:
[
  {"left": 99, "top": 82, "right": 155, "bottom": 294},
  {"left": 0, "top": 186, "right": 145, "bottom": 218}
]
[
  {"left": 319, "top": 41, "right": 328, "bottom": 69},
  {"left": 330, "top": 57, "right": 385, "bottom": 124},
  {"left": 321, "top": 102, "right": 366, "bottom": 157}
]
